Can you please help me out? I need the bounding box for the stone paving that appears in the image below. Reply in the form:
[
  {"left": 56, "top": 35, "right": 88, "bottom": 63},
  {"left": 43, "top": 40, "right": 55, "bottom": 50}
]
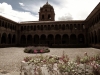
[{"left": 0, "top": 47, "right": 100, "bottom": 75}]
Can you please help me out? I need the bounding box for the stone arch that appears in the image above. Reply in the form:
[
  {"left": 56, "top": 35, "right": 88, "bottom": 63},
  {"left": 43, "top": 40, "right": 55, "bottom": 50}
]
[
  {"left": 20, "top": 35, "right": 26, "bottom": 44},
  {"left": 10, "top": 25, "right": 12, "bottom": 30},
  {"left": 74, "top": 24, "right": 77, "bottom": 29},
  {"left": 24, "top": 26, "right": 26, "bottom": 30},
  {"left": 21, "top": 26, "right": 23, "bottom": 31},
  {"left": 1, "top": 33, "right": 7, "bottom": 44},
  {"left": 31, "top": 26, "right": 33, "bottom": 30},
  {"left": 55, "top": 34, "right": 61, "bottom": 44},
  {"left": 5, "top": 22, "right": 7, "bottom": 29},
  {"left": 40, "top": 34, "right": 46, "bottom": 44},
  {"left": 55, "top": 25, "right": 58, "bottom": 30},
  {"left": 12, "top": 34, "right": 16, "bottom": 44},
  {"left": 42, "top": 14, "right": 44, "bottom": 19},
  {"left": 44, "top": 25, "right": 47, "bottom": 30},
  {"left": 40, "top": 25, "right": 43, "bottom": 30},
  {"left": 29, "top": 26, "right": 31, "bottom": 31},
  {"left": 59, "top": 24, "right": 61, "bottom": 30},
  {"left": 47, "top": 34, "right": 54, "bottom": 46},
  {"left": 70, "top": 34, "right": 77, "bottom": 44},
  {"left": 80, "top": 24, "right": 83, "bottom": 29},
  {"left": 13, "top": 25, "right": 14, "bottom": 30},
  {"left": 62, "top": 34, "right": 69, "bottom": 44},
  {"left": 37, "top": 25, "right": 40, "bottom": 30},
  {"left": 99, "top": 13, "right": 100, "bottom": 20},
  {"left": 27, "top": 26, "right": 29, "bottom": 31},
  {"left": 78, "top": 24, "right": 80, "bottom": 30},
  {"left": 8, "top": 34, "right": 12, "bottom": 44},
  {"left": 66, "top": 24, "right": 69, "bottom": 29},
  {"left": 27, "top": 35, "right": 32, "bottom": 44},
  {"left": 12, "top": 25, "right": 14, "bottom": 30},
  {"left": 51, "top": 25, "right": 54, "bottom": 30},
  {"left": 2, "top": 21, "right": 4, "bottom": 27},
  {"left": 94, "top": 31, "right": 97, "bottom": 44},
  {"left": 8, "top": 23, "right": 10, "bottom": 29},
  {"left": 0, "top": 20, "right": 1, "bottom": 27},
  {"left": 78, "top": 34, "right": 85, "bottom": 44},
  {"left": 48, "top": 14, "right": 51, "bottom": 19},
  {"left": 15, "top": 26, "right": 16, "bottom": 30},
  {"left": 62, "top": 24, "right": 65, "bottom": 30},
  {"left": 33, "top": 35, "right": 39, "bottom": 45},
  {"left": 0, "top": 33, "right": 1, "bottom": 44},
  {"left": 97, "top": 29, "right": 100, "bottom": 43},
  {"left": 48, "top": 25, "right": 51, "bottom": 30},
  {"left": 34, "top": 25, "right": 36, "bottom": 31},
  {"left": 70, "top": 24, "right": 73, "bottom": 30}
]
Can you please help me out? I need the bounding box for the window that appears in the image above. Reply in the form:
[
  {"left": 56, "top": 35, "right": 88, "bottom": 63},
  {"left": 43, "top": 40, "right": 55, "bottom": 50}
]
[
  {"left": 42, "top": 15, "right": 44, "bottom": 19},
  {"left": 48, "top": 14, "right": 51, "bottom": 19},
  {"left": 70, "top": 24, "right": 73, "bottom": 30},
  {"left": 0, "top": 20, "right": 1, "bottom": 26},
  {"left": 62, "top": 24, "right": 65, "bottom": 30},
  {"left": 45, "top": 9, "right": 47, "bottom": 11},
  {"left": 2, "top": 21, "right": 4, "bottom": 27},
  {"left": 78, "top": 24, "right": 80, "bottom": 30},
  {"left": 5, "top": 22, "right": 7, "bottom": 28},
  {"left": 33, "top": 26, "right": 36, "bottom": 31},
  {"left": 21, "top": 26, "right": 23, "bottom": 31}
]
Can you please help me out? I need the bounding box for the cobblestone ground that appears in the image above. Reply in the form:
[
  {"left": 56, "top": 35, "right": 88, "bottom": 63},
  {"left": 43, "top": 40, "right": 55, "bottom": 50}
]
[{"left": 0, "top": 47, "right": 100, "bottom": 75}]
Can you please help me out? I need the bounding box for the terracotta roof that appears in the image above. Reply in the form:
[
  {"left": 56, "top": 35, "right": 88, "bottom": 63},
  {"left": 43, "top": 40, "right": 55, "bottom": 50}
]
[
  {"left": 20, "top": 20, "right": 84, "bottom": 24},
  {"left": 0, "top": 15, "right": 18, "bottom": 23}
]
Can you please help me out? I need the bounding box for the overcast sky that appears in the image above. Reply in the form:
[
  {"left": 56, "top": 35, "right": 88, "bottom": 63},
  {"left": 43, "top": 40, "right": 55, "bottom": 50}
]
[{"left": 0, "top": 0, "right": 99, "bottom": 22}]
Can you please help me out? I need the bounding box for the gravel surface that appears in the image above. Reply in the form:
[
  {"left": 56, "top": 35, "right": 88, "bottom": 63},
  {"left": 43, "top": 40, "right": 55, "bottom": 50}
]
[{"left": 0, "top": 47, "right": 100, "bottom": 74}]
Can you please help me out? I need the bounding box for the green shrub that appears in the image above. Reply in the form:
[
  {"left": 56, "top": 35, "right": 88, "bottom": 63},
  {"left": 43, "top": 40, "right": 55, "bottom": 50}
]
[{"left": 24, "top": 46, "right": 50, "bottom": 53}]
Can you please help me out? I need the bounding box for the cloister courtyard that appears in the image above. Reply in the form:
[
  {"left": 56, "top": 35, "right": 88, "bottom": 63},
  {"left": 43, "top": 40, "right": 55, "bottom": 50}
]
[{"left": 0, "top": 47, "right": 100, "bottom": 75}]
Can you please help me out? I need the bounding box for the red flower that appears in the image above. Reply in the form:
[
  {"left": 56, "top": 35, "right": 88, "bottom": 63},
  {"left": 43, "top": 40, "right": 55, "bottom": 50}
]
[
  {"left": 43, "top": 60, "right": 46, "bottom": 62},
  {"left": 34, "top": 50, "right": 38, "bottom": 53},
  {"left": 40, "top": 50, "right": 43, "bottom": 53},
  {"left": 24, "top": 57, "right": 31, "bottom": 62}
]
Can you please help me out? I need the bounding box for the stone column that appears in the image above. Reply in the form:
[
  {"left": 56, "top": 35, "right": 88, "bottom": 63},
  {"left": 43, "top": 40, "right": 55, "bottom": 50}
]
[
  {"left": 33, "top": 35, "right": 34, "bottom": 45},
  {"left": 16, "top": 25, "right": 20, "bottom": 46},
  {"left": 76, "top": 34, "right": 78, "bottom": 45},
  {"left": 0, "top": 20, "right": 2, "bottom": 30},
  {"left": 26, "top": 35, "right": 27, "bottom": 45},
  {"left": 11, "top": 34, "right": 12, "bottom": 45},
  {"left": 84, "top": 28, "right": 88, "bottom": 46},
  {"left": 69, "top": 34, "right": 70, "bottom": 45},
  {"left": 0, "top": 33, "right": 1, "bottom": 45},
  {"left": 97, "top": 29, "right": 100, "bottom": 44}
]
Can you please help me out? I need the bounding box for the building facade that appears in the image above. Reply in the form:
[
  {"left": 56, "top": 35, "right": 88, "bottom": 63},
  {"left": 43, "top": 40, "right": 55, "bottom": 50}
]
[{"left": 0, "top": 2, "right": 100, "bottom": 48}]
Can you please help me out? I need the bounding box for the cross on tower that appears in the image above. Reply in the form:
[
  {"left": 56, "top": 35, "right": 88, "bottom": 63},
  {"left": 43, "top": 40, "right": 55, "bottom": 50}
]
[{"left": 46, "top": 0, "right": 48, "bottom": 4}]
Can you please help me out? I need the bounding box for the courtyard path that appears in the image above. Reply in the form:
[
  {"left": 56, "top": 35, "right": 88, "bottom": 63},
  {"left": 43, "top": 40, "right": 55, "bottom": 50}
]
[{"left": 0, "top": 47, "right": 100, "bottom": 75}]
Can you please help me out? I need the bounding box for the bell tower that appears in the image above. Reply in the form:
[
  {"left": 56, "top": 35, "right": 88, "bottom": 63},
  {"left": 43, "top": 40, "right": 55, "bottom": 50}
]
[{"left": 39, "top": 2, "right": 55, "bottom": 21}]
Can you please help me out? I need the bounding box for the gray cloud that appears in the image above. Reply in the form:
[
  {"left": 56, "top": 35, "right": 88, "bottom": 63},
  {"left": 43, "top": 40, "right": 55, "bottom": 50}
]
[
  {"left": 0, "top": 0, "right": 99, "bottom": 22},
  {"left": 20, "top": 0, "right": 63, "bottom": 12},
  {"left": 0, "top": 0, "right": 69, "bottom": 20},
  {"left": 0, "top": 0, "right": 24, "bottom": 11},
  {"left": 17, "top": 0, "right": 60, "bottom": 16},
  {"left": 0, "top": 2, "right": 38, "bottom": 22},
  {"left": 21, "top": 0, "right": 62, "bottom": 6},
  {"left": 58, "top": 13, "right": 73, "bottom": 21}
]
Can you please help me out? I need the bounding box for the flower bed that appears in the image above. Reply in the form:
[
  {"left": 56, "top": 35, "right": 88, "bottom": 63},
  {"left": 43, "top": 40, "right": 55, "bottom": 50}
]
[
  {"left": 24, "top": 46, "right": 50, "bottom": 53},
  {"left": 21, "top": 52, "right": 100, "bottom": 75}
]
